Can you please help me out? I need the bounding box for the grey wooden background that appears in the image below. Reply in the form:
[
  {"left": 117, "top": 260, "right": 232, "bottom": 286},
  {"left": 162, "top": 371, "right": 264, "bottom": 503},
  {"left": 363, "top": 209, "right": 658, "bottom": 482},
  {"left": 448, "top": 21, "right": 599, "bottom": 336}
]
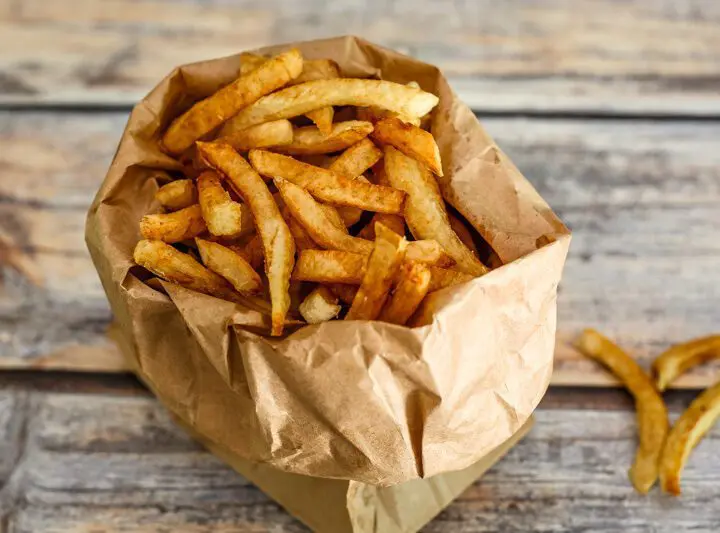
[{"left": 1, "top": 0, "right": 720, "bottom": 531}]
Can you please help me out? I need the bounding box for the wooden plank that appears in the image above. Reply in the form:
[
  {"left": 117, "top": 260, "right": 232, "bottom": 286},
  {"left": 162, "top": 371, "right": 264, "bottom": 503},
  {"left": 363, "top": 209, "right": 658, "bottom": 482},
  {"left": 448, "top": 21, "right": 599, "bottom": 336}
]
[
  {"left": 1, "top": 0, "right": 720, "bottom": 114},
  {"left": 2, "top": 111, "right": 719, "bottom": 388}
]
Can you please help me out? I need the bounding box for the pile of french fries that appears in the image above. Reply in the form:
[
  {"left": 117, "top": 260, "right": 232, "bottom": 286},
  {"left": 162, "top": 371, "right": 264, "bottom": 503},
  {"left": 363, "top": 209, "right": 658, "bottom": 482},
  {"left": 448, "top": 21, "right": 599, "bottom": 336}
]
[
  {"left": 134, "top": 48, "right": 491, "bottom": 337},
  {"left": 577, "top": 330, "right": 720, "bottom": 496}
]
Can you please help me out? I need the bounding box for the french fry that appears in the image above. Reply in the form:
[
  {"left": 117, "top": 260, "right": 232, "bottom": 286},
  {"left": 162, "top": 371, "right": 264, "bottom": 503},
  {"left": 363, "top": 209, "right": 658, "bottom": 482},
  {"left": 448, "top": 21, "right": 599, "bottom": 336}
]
[
  {"left": 282, "top": 208, "right": 319, "bottom": 250},
  {"left": 576, "top": 329, "right": 669, "bottom": 494},
  {"left": 162, "top": 49, "right": 303, "bottom": 155},
  {"left": 274, "top": 178, "right": 372, "bottom": 254},
  {"left": 652, "top": 335, "right": 720, "bottom": 391},
  {"left": 196, "top": 238, "right": 263, "bottom": 295},
  {"left": 239, "top": 52, "right": 266, "bottom": 75},
  {"left": 305, "top": 106, "right": 335, "bottom": 137},
  {"left": 215, "top": 119, "right": 293, "bottom": 151},
  {"left": 370, "top": 160, "right": 390, "bottom": 186},
  {"left": 384, "top": 146, "right": 488, "bottom": 276},
  {"left": 197, "top": 142, "right": 295, "bottom": 336},
  {"left": 327, "top": 283, "right": 358, "bottom": 305},
  {"left": 357, "top": 213, "right": 405, "bottom": 240},
  {"left": 449, "top": 213, "right": 479, "bottom": 256},
  {"left": 293, "top": 250, "right": 366, "bottom": 284},
  {"left": 249, "top": 150, "right": 405, "bottom": 214},
  {"left": 274, "top": 121, "right": 373, "bottom": 156},
  {"left": 140, "top": 204, "right": 206, "bottom": 243},
  {"left": 659, "top": 380, "right": 720, "bottom": 495},
  {"left": 406, "top": 240, "right": 454, "bottom": 268},
  {"left": 133, "top": 239, "right": 239, "bottom": 301},
  {"left": 378, "top": 262, "right": 431, "bottom": 325},
  {"left": 329, "top": 138, "right": 383, "bottom": 179},
  {"left": 290, "top": 59, "right": 341, "bottom": 85},
  {"left": 297, "top": 154, "right": 336, "bottom": 168},
  {"left": 299, "top": 286, "right": 342, "bottom": 324},
  {"left": 197, "top": 170, "right": 251, "bottom": 238},
  {"left": 319, "top": 204, "right": 349, "bottom": 233},
  {"left": 155, "top": 179, "right": 197, "bottom": 211},
  {"left": 333, "top": 175, "right": 374, "bottom": 228},
  {"left": 427, "top": 267, "right": 473, "bottom": 292},
  {"left": 356, "top": 106, "right": 421, "bottom": 127},
  {"left": 221, "top": 79, "right": 439, "bottom": 135},
  {"left": 234, "top": 235, "right": 264, "bottom": 271},
  {"left": 373, "top": 116, "right": 443, "bottom": 176},
  {"left": 346, "top": 223, "right": 407, "bottom": 321}
]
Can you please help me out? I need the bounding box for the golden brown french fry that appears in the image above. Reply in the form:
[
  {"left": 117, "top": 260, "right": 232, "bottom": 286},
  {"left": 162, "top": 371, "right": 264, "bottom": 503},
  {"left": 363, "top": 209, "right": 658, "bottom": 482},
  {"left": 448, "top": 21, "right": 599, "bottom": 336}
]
[
  {"left": 140, "top": 204, "right": 206, "bottom": 243},
  {"left": 373, "top": 116, "right": 443, "bottom": 176},
  {"left": 357, "top": 213, "right": 405, "bottom": 240},
  {"left": 299, "top": 286, "right": 341, "bottom": 324},
  {"left": 346, "top": 223, "right": 407, "bottom": 321},
  {"left": 221, "top": 79, "right": 439, "bottom": 135},
  {"left": 385, "top": 146, "right": 488, "bottom": 276},
  {"left": 378, "top": 262, "right": 431, "bottom": 325},
  {"left": 197, "top": 170, "right": 250, "bottom": 238},
  {"left": 406, "top": 240, "right": 454, "bottom": 268},
  {"left": 155, "top": 179, "right": 197, "bottom": 211},
  {"left": 329, "top": 138, "right": 383, "bottom": 178},
  {"left": 297, "top": 154, "right": 336, "bottom": 168},
  {"left": 449, "top": 213, "right": 479, "bottom": 256},
  {"left": 652, "top": 335, "right": 720, "bottom": 391},
  {"left": 370, "top": 160, "right": 390, "bottom": 186},
  {"left": 319, "top": 204, "right": 348, "bottom": 233},
  {"left": 290, "top": 59, "right": 341, "bottom": 85},
  {"left": 660, "top": 380, "right": 720, "bottom": 495},
  {"left": 162, "top": 49, "right": 303, "bottom": 155},
  {"left": 196, "top": 238, "right": 263, "bottom": 295},
  {"left": 274, "top": 178, "right": 372, "bottom": 254},
  {"left": 305, "top": 107, "right": 334, "bottom": 137},
  {"left": 197, "top": 142, "right": 295, "bottom": 336},
  {"left": 293, "top": 250, "right": 366, "bottom": 284},
  {"left": 234, "top": 235, "right": 264, "bottom": 271},
  {"left": 427, "top": 266, "right": 474, "bottom": 291},
  {"left": 576, "top": 329, "right": 669, "bottom": 494},
  {"left": 239, "top": 52, "right": 266, "bottom": 75},
  {"left": 333, "top": 175, "right": 373, "bottom": 228},
  {"left": 356, "top": 106, "right": 421, "bottom": 127},
  {"left": 249, "top": 150, "right": 405, "bottom": 214},
  {"left": 282, "top": 209, "right": 318, "bottom": 251},
  {"left": 215, "top": 119, "right": 293, "bottom": 151},
  {"left": 133, "top": 239, "right": 239, "bottom": 301},
  {"left": 327, "top": 283, "right": 358, "bottom": 305},
  {"left": 274, "top": 121, "right": 373, "bottom": 156}
]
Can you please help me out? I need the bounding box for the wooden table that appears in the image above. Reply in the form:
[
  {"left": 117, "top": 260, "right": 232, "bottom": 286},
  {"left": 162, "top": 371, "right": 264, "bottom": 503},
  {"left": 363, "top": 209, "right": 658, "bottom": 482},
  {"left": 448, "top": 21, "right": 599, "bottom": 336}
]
[{"left": 1, "top": 1, "right": 720, "bottom": 531}]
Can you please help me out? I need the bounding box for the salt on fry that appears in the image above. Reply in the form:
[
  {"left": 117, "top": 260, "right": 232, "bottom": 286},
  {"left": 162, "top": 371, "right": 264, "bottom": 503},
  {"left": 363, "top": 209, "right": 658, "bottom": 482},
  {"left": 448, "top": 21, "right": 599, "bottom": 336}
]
[{"left": 140, "top": 204, "right": 206, "bottom": 243}]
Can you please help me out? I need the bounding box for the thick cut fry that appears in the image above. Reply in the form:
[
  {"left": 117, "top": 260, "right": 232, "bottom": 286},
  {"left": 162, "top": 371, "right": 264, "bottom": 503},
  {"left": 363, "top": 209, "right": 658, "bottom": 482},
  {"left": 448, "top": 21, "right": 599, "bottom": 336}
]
[
  {"left": 660, "top": 380, "right": 720, "bottom": 495},
  {"left": 140, "top": 204, "right": 206, "bottom": 243},
  {"left": 319, "top": 204, "right": 348, "bottom": 233},
  {"left": 370, "top": 160, "right": 390, "bottom": 186},
  {"left": 576, "top": 329, "right": 669, "bottom": 494},
  {"left": 133, "top": 239, "right": 238, "bottom": 301},
  {"left": 346, "top": 223, "right": 407, "bottom": 321},
  {"left": 334, "top": 175, "right": 372, "bottom": 227},
  {"left": 162, "top": 49, "right": 303, "bottom": 155},
  {"left": 155, "top": 179, "right": 197, "bottom": 211},
  {"left": 275, "top": 121, "right": 374, "bottom": 156},
  {"left": 356, "top": 106, "right": 421, "bottom": 127},
  {"left": 197, "top": 142, "right": 295, "bottom": 336},
  {"left": 282, "top": 209, "right": 318, "bottom": 250},
  {"left": 275, "top": 178, "right": 372, "bottom": 254},
  {"left": 234, "top": 235, "right": 264, "bottom": 271},
  {"left": 299, "top": 286, "right": 341, "bottom": 324},
  {"left": 239, "top": 52, "right": 266, "bottom": 75},
  {"left": 249, "top": 150, "right": 405, "bottom": 214},
  {"left": 406, "top": 240, "right": 454, "bottom": 268},
  {"left": 215, "top": 119, "right": 293, "bottom": 151},
  {"left": 222, "top": 79, "right": 439, "bottom": 135},
  {"left": 293, "top": 250, "right": 366, "bottom": 284},
  {"left": 196, "top": 238, "right": 263, "bottom": 295},
  {"left": 373, "top": 117, "right": 443, "bottom": 176},
  {"left": 327, "top": 283, "right": 358, "bottom": 304},
  {"left": 652, "top": 335, "right": 720, "bottom": 391},
  {"left": 378, "top": 262, "right": 431, "bottom": 325},
  {"left": 305, "top": 107, "right": 334, "bottom": 137},
  {"left": 329, "top": 138, "right": 384, "bottom": 179},
  {"left": 357, "top": 213, "right": 405, "bottom": 240},
  {"left": 427, "top": 267, "right": 473, "bottom": 292},
  {"left": 197, "top": 171, "right": 249, "bottom": 237},
  {"left": 449, "top": 213, "right": 479, "bottom": 256},
  {"left": 385, "top": 146, "right": 488, "bottom": 276}
]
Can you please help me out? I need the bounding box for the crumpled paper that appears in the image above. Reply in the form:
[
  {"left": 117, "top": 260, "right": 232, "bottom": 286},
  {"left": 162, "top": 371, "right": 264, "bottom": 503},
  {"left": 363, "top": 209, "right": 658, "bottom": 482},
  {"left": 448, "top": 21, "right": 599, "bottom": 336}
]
[{"left": 86, "top": 36, "right": 570, "bottom": 487}]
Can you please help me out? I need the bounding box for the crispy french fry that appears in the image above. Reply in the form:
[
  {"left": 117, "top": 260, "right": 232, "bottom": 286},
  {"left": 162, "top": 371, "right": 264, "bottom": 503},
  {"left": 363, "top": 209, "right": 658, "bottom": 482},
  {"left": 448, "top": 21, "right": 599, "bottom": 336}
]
[
  {"left": 274, "top": 121, "right": 373, "bottom": 156},
  {"left": 293, "top": 249, "right": 365, "bottom": 284},
  {"left": 305, "top": 107, "right": 334, "bottom": 137},
  {"left": 275, "top": 178, "right": 372, "bottom": 254},
  {"left": 357, "top": 213, "right": 405, "bottom": 240},
  {"left": 162, "top": 49, "right": 303, "bottom": 155},
  {"left": 329, "top": 138, "right": 383, "bottom": 178},
  {"left": 576, "top": 329, "right": 669, "bottom": 494},
  {"left": 239, "top": 52, "right": 266, "bottom": 75},
  {"left": 234, "top": 235, "right": 264, "bottom": 271},
  {"left": 356, "top": 105, "right": 421, "bottom": 127},
  {"left": 406, "top": 240, "right": 454, "bottom": 268},
  {"left": 282, "top": 208, "right": 318, "bottom": 251},
  {"left": 334, "top": 175, "right": 372, "bottom": 227},
  {"left": 155, "top": 179, "right": 198, "bottom": 211},
  {"left": 196, "top": 238, "right": 263, "bottom": 295},
  {"left": 385, "top": 146, "right": 488, "bottom": 276},
  {"left": 299, "top": 286, "right": 342, "bottom": 324},
  {"left": 660, "top": 380, "right": 720, "bottom": 495},
  {"left": 134, "top": 239, "right": 239, "bottom": 301},
  {"left": 297, "top": 154, "right": 336, "bottom": 168},
  {"left": 215, "top": 119, "right": 294, "bottom": 151},
  {"left": 652, "top": 335, "right": 720, "bottom": 391},
  {"left": 373, "top": 116, "right": 443, "bottom": 175},
  {"left": 290, "top": 59, "right": 341, "bottom": 85},
  {"left": 249, "top": 150, "right": 405, "bottom": 214},
  {"left": 140, "top": 204, "right": 206, "bottom": 243},
  {"left": 319, "top": 204, "right": 348, "bottom": 233},
  {"left": 221, "top": 79, "right": 438, "bottom": 135},
  {"left": 449, "top": 213, "right": 479, "bottom": 256},
  {"left": 427, "top": 266, "right": 473, "bottom": 291},
  {"left": 197, "top": 170, "right": 251, "bottom": 238},
  {"left": 378, "top": 262, "right": 431, "bottom": 325},
  {"left": 327, "top": 283, "right": 358, "bottom": 305},
  {"left": 370, "top": 160, "right": 390, "bottom": 186},
  {"left": 345, "top": 223, "right": 407, "bottom": 321},
  {"left": 197, "top": 142, "right": 295, "bottom": 336}
]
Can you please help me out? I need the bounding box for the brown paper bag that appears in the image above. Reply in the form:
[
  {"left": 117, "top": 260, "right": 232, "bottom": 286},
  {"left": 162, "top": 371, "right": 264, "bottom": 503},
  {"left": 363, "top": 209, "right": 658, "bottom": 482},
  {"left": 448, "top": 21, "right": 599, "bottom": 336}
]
[{"left": 86, "top": 36, "right": 569, "bottom": 490}]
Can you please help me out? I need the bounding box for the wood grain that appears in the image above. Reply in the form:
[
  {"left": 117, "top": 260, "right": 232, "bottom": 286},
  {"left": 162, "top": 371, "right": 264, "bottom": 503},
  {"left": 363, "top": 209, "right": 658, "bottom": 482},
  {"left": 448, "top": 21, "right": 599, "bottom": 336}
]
[
  {"left": 1, "top": 0, "right": 720, "bottom": 113},
  {"left": 2, "top": 111, "right": 719, "bottom": 387}
]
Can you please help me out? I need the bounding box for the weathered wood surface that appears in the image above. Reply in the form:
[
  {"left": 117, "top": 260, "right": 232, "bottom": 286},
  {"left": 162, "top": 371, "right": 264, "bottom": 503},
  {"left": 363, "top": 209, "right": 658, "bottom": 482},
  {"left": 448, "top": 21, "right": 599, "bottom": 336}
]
[
  {"left": 0, "top": 388, "right": 718, "bottom": 532},
  {"left": 2, "top": 111, "right": 719, "bottom": 386},
  {"left": 1, "top": 0, "right": 720, "bottom": 114}
]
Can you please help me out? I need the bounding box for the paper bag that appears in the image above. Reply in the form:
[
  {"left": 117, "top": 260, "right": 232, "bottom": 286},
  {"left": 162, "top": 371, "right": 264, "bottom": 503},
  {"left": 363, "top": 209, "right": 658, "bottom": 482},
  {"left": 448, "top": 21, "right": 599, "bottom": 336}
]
[{"left": 86, "top": 36, "right": 570, "bottom": 488}]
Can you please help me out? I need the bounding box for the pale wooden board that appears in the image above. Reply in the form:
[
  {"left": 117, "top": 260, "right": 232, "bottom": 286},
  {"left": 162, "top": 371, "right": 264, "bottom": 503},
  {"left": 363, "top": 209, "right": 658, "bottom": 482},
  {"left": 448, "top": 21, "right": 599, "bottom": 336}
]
[
  {"left": 2, "top": 0, "right": 720, "bottom": 114},
  {"left": 1, "top": 111, "right": 719, "bottom": 387},
  {"left": 2, "top": 392, "right": 719, "bottom": 532}
]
